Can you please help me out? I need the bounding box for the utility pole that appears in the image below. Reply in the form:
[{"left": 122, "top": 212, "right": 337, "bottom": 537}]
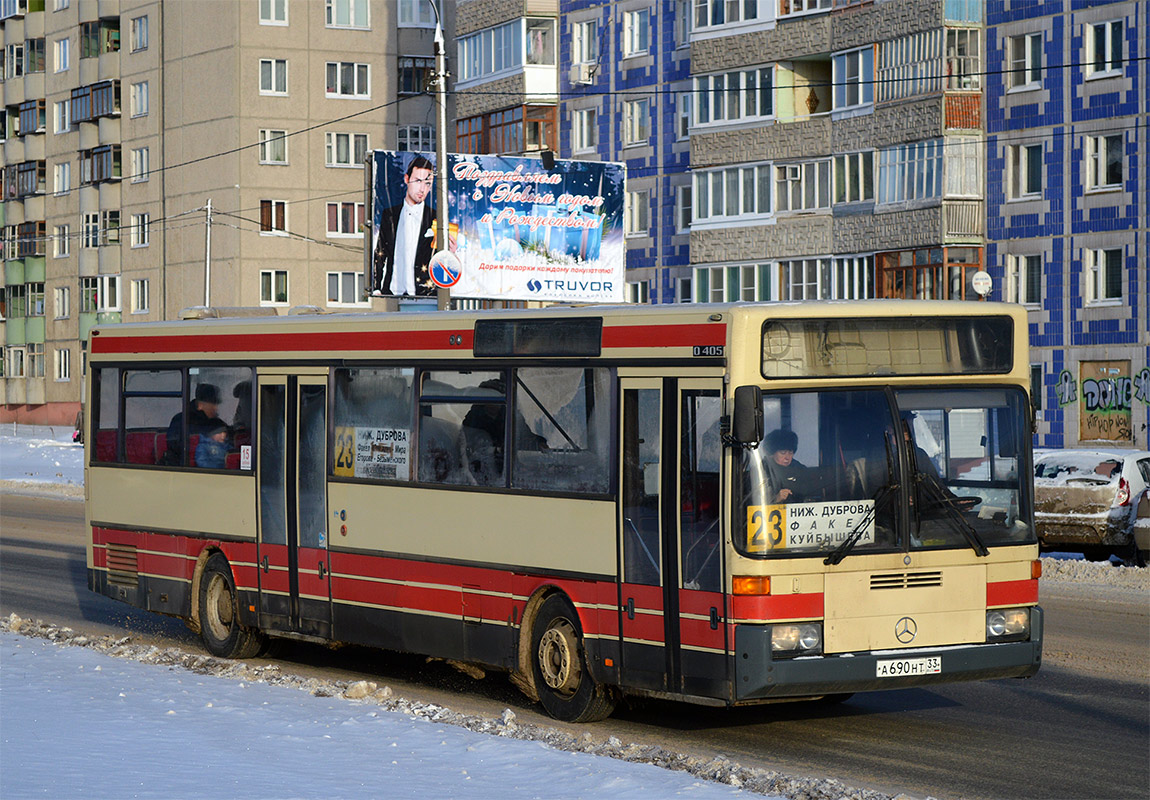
[
  {"left": 431, "top": 0, "right": 450, "bottom": 311},
  {"left": 203, "top": 198, "right": 213, "bottom": 307}
]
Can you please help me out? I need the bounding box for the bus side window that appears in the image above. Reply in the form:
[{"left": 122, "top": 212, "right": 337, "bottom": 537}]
[
  {"left": 681, "top": 391, "right": 721, "bottom": 592},
  {"left": 333, "top": 368, "right": 415, "bottom": 482}
]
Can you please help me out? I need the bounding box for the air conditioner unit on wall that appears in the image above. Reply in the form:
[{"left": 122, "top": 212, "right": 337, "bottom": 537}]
[{"left": 570, "top": 63, "right": 596, "bottom": 85}]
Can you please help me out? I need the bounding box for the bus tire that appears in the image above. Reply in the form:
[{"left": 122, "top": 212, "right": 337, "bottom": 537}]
[
  {"left": 198, "top": 553, "right": 264, "bottom": 659},
  {"left": 530, "top": 594, "right": 616, "bottom": 723}
]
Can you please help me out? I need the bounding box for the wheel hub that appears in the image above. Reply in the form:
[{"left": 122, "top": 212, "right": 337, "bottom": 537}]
[
  {"left": 205, "top": 574, "right": 234, "bottom": 640},
  {"left": 538, "top": 620, "right": 581, "bottom": 696}
]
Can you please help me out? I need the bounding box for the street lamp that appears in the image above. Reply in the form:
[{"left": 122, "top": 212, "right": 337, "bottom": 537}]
[{"left": 428, "top": 0, "right": 450, "bottom": 311}]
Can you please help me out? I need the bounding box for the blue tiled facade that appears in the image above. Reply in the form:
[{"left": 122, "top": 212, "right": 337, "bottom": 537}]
[{"left": 986, "top": 0, "right": 1149, "bottom": 449}]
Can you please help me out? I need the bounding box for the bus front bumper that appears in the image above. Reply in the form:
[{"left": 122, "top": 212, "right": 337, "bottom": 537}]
[{"left": 733, "top": 606, "right": 1043, "bottom": 701}]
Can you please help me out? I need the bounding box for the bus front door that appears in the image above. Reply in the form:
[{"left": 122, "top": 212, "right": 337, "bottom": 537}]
[
  {"left": 619, "top": 379, "right": 728, "bottom": 698},
  {"left": 257, "top": 373, "right": 332, "bottom": 640}
]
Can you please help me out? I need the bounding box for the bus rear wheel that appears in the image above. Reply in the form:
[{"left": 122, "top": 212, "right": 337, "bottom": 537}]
[
  {"left": 199, "top": 553, "right": 264, "bottom": 659},
  {"left": 530, "top": 594, "right": 616, "bottom": 723}
]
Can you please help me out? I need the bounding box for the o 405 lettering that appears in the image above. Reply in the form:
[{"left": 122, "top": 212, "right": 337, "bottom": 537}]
[{"left": 693, "top": 345, "right": 724, "bottom": 357}]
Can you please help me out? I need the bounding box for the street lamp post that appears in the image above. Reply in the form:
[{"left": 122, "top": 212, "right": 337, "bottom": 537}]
[{"left": 430, "top": 1, "right": 450, "bottom": 311}]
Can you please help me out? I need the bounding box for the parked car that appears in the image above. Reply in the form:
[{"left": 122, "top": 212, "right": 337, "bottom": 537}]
[{"left": 1033, "top": 449, "right": 1150, "bottom": 565}]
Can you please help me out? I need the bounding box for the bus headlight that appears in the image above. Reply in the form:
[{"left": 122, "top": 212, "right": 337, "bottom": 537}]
[
  {"left": 771, "top": 623, "right": 823, "bottom": 658},
  {"left": 986, "top": 608, "right": 1030, "bottom": 641}
]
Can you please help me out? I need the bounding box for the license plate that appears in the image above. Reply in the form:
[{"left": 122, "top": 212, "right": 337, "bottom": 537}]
[{"left": 876, "top": 656, "right": 942, "bottom": 677}]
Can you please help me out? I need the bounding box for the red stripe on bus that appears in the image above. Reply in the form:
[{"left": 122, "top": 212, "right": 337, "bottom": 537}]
[
  {"left": 90, "top": 329, "right": 474, "bottom": 355},
  {"left": 986, "top": 579, "right": 1038, "bottom": 607},
  {"left": 730, "top": 592, "right": 824, "bottom": 622},
  {"left": 601, "top": 323, "right": 726, "bottom": 349}
]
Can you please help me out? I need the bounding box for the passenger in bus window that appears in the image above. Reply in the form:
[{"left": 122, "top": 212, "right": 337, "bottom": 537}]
[
  {"left": 462, "top": 379, "right": 546, "bottom": 481},
  {"left": 195, "top": 418, "right": 230, "bottom": 469},
  {"left": 232, "top": 380, "right": 253, "bottom": 444},
  {"left": 765, "top": 428, "right": 811, "bottom": 503},
  {"left": 160, "top": 383, "right": 222, "bottom": 466}
]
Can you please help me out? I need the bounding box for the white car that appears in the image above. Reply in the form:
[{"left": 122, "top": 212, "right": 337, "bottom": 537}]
[{"left": 1033, "top": 449, "right": 1150, "bottom": 565}]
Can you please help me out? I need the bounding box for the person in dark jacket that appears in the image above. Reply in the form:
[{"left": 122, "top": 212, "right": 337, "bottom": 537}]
[
  {"left": 160, "top": 383, "right": 222, "bottom": 466},
  {"left": 764, "top": 428, "right": 812, "bottom": 503},
  {"left": 372, "top": 156, "right": 436, "bottom": 297},
  {"left": 195, "top": 417, "right": 230, "bottom": 469}
]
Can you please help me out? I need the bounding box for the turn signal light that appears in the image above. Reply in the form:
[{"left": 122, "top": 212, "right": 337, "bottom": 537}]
[
  {"left": 732, "top": 575, "right": 771, "bottom": 595},
  {"left": 1031, "top": 560, "right": 1043, "bottom": 580}
]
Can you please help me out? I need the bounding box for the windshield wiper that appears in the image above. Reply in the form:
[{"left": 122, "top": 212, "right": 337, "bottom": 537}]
[
  {"left": 914, "top": 473, "right": 989, "bottom": 557},
  {"left": 824, "top": 483, "right": 898, "bottom": 566}
]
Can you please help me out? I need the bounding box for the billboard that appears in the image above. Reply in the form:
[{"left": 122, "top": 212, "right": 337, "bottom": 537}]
[{"left": 370, "top": 151, "right": 625, "bottom": 304}]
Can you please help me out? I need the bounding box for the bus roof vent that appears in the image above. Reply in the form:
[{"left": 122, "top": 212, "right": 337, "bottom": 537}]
[{"left": 178, "top": 306, "right": 280, "bottom": 320}]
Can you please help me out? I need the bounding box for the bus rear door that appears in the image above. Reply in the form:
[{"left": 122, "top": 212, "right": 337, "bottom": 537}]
[{"left": 256, "top": 371, "right": 332, "bottom": 639}]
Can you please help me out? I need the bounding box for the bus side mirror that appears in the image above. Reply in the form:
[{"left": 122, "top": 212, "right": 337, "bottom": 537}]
[{"left": 733, "top": 386, "right": 763, "bottom": 445}]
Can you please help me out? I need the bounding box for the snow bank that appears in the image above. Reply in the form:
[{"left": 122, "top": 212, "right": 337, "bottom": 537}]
[{"left": 0, "top": 424, "right": 84, "bottom": 495}]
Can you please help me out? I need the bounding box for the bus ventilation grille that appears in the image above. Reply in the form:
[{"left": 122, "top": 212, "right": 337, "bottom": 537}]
[
  {"left": 870, "top": 571, "right": 943, "bottom": 590},
  {"left": 106, "top": 544, "right": 140, "bottom": 587}
]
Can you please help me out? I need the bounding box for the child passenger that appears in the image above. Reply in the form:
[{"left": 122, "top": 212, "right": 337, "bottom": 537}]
[{"left": 195, "top": 418, "right": 230, "bottom": 469}]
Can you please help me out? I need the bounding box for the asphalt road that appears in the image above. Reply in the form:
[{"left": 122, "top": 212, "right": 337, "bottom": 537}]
[{"left": 2, "top": 491, "right": 1147, "bottom": 800}]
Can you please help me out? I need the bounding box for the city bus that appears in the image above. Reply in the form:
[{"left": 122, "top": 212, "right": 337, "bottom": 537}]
[{"left": 86, "top": 300, "right": 1042, "bottom": 722}]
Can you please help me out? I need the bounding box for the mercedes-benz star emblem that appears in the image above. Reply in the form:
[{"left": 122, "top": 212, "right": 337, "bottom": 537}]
[{"left": 895, "top": 616, "right": 917, "bottom": 644}]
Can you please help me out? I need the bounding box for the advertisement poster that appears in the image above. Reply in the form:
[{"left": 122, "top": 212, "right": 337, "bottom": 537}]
[
  {"left": 370, "top": 151, "right": 625, "bottom": 304},
  {"left": 334, "top": 427, "right": 410, "bottom": 480}
]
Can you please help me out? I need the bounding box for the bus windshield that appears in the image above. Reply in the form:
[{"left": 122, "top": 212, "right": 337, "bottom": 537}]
[{"left": 736, "top": 386, "right": 1035, "bottom": 558}]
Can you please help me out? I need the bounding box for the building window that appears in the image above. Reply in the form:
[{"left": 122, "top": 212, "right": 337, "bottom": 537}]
[
  {"left": 398, "top": 56, "right": 433, "bottom": 94},
  {"left": 780, "top": 258, "right": 834, "bottom": 300},
  {"left": 325, "top": 132, "right": 368, "bottom": 167},
  {"left": 96, "top": 275, "right": 120, "bottom": 311},
  {"left": 573, "top": 19, "right": 598, "bottom": 64},
  {"left": 780, "top": 0, "right": 831, "bottom": 17},
  {"left": 54, "top": 286, "right": 70, "bottom": 317},
  {"left": 53, "top": 99, "right": 70, "bottom": 133},
  {"left": 1007, "top": 254, "right": 1041, "bottom": 305},
  {"left": 26, "top": 37, "right": 45, "bottom": 73},
  {"left": 327, "top": 271, "right": 366, "bottom": 305},
  {"left": 877, "top": 30, "right": 943, "bottom": 102},
  {"left": 18, "top": 99, "right": 46, "bottom": 133},
  {"left": 1008, "top": 143, "right": 1042, "bottom": 199},
  {"left": 676, "top": 184, "right": 692, "bottom": 232},
  {"left": 130, "top": 81, "right": 148, "bottom": 117},
  {"left": 260, "top": 270, "right": 289, "bottom": 305},
  {"left": 944, "top": 137, "right": 983, "bottom": 198},
  {"left": 80, "top": 19, "right": 120, "bottom": 59},
  {"left": 6, "top": 347, "right": 26, "bottom": 378},
  {"left": 626, "top": 281, "right": 650, "bottom": 304},
  {"left": 5, "top": 285, "right": 26, "bottom": 318},
  {"left": 54, "top": 225, "right": 70, "bottom": 258},
  {"left": 572, "top": 108, "right": 597, "bottom": 152},
  {"left": 325, "top": 61, "right": 369, "bottom": 98},
  {"left": 677, "top": 92, "right": 691, "bottom": 138},
  {"left": 259, "top": 0, "right": 287, "bottom": 25},
  {"left": 834, "top": 255, "right": 875, "bottom": 299},
  {"left": 398, "top": 125, "right": 434, "bottom": 152},
  {"left": 26, "top": 282, "right": 45, "bottom": 316},
  {"left": 4, "top": 42, "right": 23, "bottom": 79},
  {"left": 1086, "top": 248, "right": 1122, "bottom": 303},
  {"left": 80, "top": 144, "right": 121, "bottom": 184},
  {"left": 1085, "top": 134, "right": 1122, "bottom": 191},
  {"left": 1030, "top": 364, "right": 1043, "bottom": 411},
  {"left": 625, "top": 190, "right": 650, "bottom": 235},
  {"left": 25, "top": 344, "right": 44, "bottom": 378},
  {"left": 398, "top": 0, "right": 435, "bottom": 26},
  {"left": 776, "top": 161, "right": 831, "bottom": 212},
  {"left": 80, "top": 277, "right": 98, "bottom": 312},
  {"left": 877, "top": 140, "right": 943, "bottom": 205},
  {"left": 53, "top": 161, "right": 70, "bottom": 194},
  {"left": 82, "top": 214, "right": 100, "bottom": 249},
  {"left": 677, "top": 276, "right": 692, "bottom": 303},
  {"left": 624, "top": 98, "right": 650, "bottom": 146},
  {"left": 833, "top": 48, "right": 874, "bottom": 110},
  {"left": 458, "top": 21, "right": 522, "bottom": 82},
  {"left": 834, "top": 151, "right": 874, "bottom": 204},
  {"left": 258, "top": 129, "right": 287, "bottom": 164},
  {"left": 1008, "top": 33, "right": 1041, "bottom": 89},
  {"left": 130, "top": 16, "right": 148, "bottom": 52},
  {"left": 325, "top": 0, "right": 369, "bottom": 29},
  {"left": 1088, "top": 19, "right": 1122, "bottom": 76},
  {"left": 130, "top": 213, "right": 150, "bottom": 248},
  {"left": 100, "top": 211, "right": 121, "bottom": 246},
  {"left": 259, "top": 58, "right": 287, "bottom": 95},
  {"left": 130, "top": 147, "right": 149, "bottom": 182},
  {"left": 326, "top": 202, "right": 365, "bottom": 237},
  {"left": 945, "top": 28, "right": 980, "bottom": 89},
  {"left": 55, "top": 348, "right": 71, "bottom": 381},
  {"left": 694, "top": 66, "right": 773, "bottom": 126},
  {"left": 260, "top": 200, "right": 287, "bottom": 234},
  {"left": 694, "top": 0, "right": 759, "bottom": 28},
  {"left": 54, "top": 37, "right": 69, "bottom": 72},
  {"left": 693, "top": 164, "right": 772, "bottom": 222},
  {"left": 130, "top": 278, "right": 149, "bottom": 313},
  {"left": 623, "top": 8, "right": 650, "bottom": 57}
]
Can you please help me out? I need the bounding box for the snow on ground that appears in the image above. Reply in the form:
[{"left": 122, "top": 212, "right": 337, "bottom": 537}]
[{"left": 0, "top": 423, "right": 84, "bottom": 495}]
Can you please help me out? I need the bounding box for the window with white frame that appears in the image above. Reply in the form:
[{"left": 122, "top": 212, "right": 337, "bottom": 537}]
[
  {"left": 4, "top": 43, "right": 23, "bottom": 80},
  {"left": 625, "top": 190, "right": 650, "bottom": 235},
  {"left": 325, "top": 0, "right": 368, "bottom": 29},
  {"left": 54, "top": 37, "right": 69, "bottom": 71},
  {"left": 82, "top": 213, "right": 100, "bottom": 249},
  {"left": 573, "top": 108, "right": 597, "bottom": 151},
  {"left": 1085, "top": 134, "right": 1122, "bottom": 190},
  {"left": 258, "top": 129, "right": 287, "bottom": 164},
  {"left": 676, "top": 184, "right": 692, "bottom": 232},
  {"left": 694, "top": 265, "right": 770, "bottom": 303},
  {"left": 53, "top": 161, "right": 70, "bottom": 194},
  {"left": 327, "top": 202, "right": 364, "bottom": 237},
  {"left": 693, "top": 66, "right": 773, "bottom": 126},
  {"left": 130, "top": 278, "right": 149, "bottom": 313},
  {"left": 96, "top": 275, "right": 120, "bottom": 311},
  {"left": 626, "top": 280, "right": 650, "bottom": 304},
  {"left": 260, "top": 200, "right": 287, "bottom": 234},
  {"left": 53, "top": 99, "right": 70, "bottom": 133},
  {"left": 877, "top": 139, "right": 943, "bottom": 204},
  {"left": 54, "top": 348, "right": 70, "bottom": 381},
  {"left": 26, "top": 344, "right": 45, "bottom": 379},
  {"left": 398, "top": 125, "right": 434, "bottom": 151},
  {"left": 573, "top": 19, "right": 598, "bottom": 64},
  {"left": 260, "top": 0, "right": 287, "bottom": 25},
  {"left": 944, "top": 137, "right": 982, "bottom": 197},
  {"left": 99, "top": 211, "right": 120, "bottom": 246},
  {"left": 676, "top": 0, "right": 691, "bottom": 45},
  {"left": 259, "top": 58, "right": 287, "bottom": 95},
  {"left": 693, "top": 164, "right": 772, "bottom": 222},
  {"left": 780, "top": 257, "right": 835, "bottom": 300},
  {"left": 398, "top": 0, "right": 435, "bottom": 26},
  {"left": 130, "top": 147, "right": 149, "bottom": 182},
  {"left": 325, "top": 61, "right": 369, "bottom": 98},
  {"left": 27, "top": 283, "right": 45, "bottom": 316},
  {"left": 6, "top": 347, "right": 26, "bottom": 378},
  {"left": 1086, "top": 248, "right": 1122, "bottom": 303},
  {"left": 80, "top": 277, "right": 98, "bottom": 312},
  {"left": 624, "top": 98, "right": 650, "bottom": 145},
  {"left": 945, "top": 28, "right": 980, "bottom": 89},
  {"left": 694, "top": 0, "right": 760, "bottom": 28},
  {"left": 834, "top": 255, "right": 874, "bottom": 299},
  {"left": 623, "top": 8, "right": 650, "bottom": 57},
  {"left": 1007, "top": 254, "right": 1041, "bottom": 305},
  {"left": 261, "top": 269, "right": 289, "bottom": 305},
  {"left": 877, "top": 30, "right": 943, "bottom": 102},
  {"left": 833, "top": 47, "right": 874, "bottom": 110},
  {"left": 130, "top": 81, "right": 148, "bottom": 117},
  {"left": 327, "top": 271, "right": 366, "bottom": 305},
  {"left": 325, "top": 132, "right": 368, "bottom": 167},
  {"left": 53, "top": 226, "right": 69, "bottom": 258},
  {"left": 776, "top": 161, "right": 831, "bottom": 212},
  {"left": 677, "top": 92, "right": 691, "bottom": 138},
  {"left": 1008, "top": 143, "right": 1042, "bottom": 199},
  {"left": 130, "top": 213, "right": 149, "bottom": 247},
  {"left": 458, "top": 20, "right": 522, "bottom": 82},
  {"left": 398, "top": 56, "right": 434, "bottom": 94},
  {"left": 1009, "top": 33, "right": 1041, "bottom": 89},
  {"left": 54, "top": 285, "right": 69, "bottom": 316},
  {"left": 834, "top": 152, "right": 873, "bottom": 204},
  {"left": 130, "top": 16, "right": 147, "bottom": 51},
  {"left": 1088, "top": 19, "right": 1122, "bottom": 76},
  {"left": 780, "top": 0, "right": 830, "bottom": 18}
]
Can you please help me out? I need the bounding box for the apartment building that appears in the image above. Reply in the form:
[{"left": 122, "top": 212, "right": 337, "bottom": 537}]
[
  {"left": 1, "top": 0, "right": 453, "bottom": 424},
  {"left": 986, "top": 0, "right": 1148, "bottom": 449}
]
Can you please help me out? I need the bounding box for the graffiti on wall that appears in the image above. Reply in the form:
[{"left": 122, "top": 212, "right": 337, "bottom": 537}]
[{"left": 1079, "top": 361, "right": 1132, "bottom": 442}]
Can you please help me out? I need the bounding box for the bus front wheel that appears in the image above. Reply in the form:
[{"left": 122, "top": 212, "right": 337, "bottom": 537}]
[
  {"left": 198, "top": 553, "right": 264, "bottom": 659},
  {"left": 530, "top": 594, "right": 616, "bottom": 723}
]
